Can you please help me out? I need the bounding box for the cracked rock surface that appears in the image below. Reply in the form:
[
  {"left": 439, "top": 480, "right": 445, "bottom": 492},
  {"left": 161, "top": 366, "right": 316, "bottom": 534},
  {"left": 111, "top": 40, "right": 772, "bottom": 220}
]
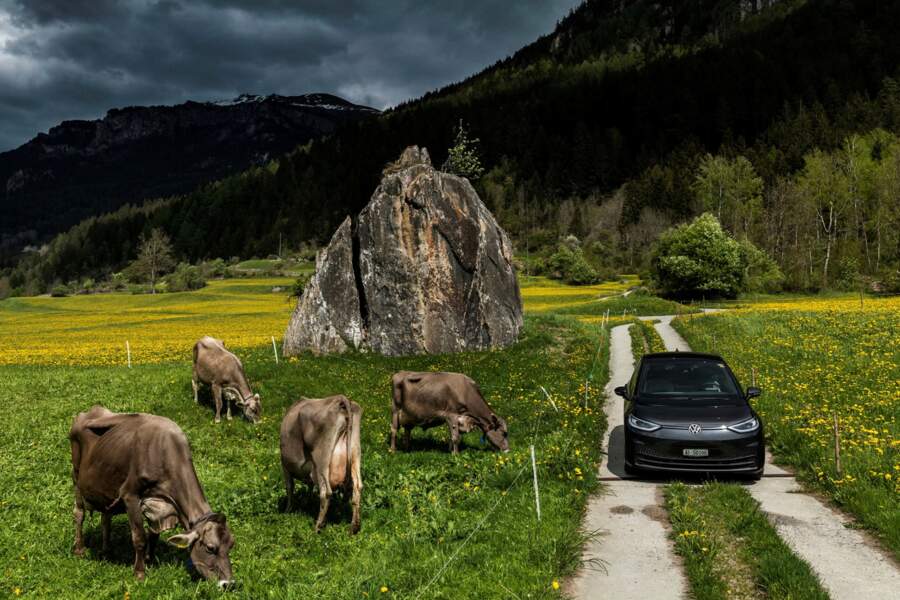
[{"left": 283, "top": 146, "right": 523, "bottom": 356}]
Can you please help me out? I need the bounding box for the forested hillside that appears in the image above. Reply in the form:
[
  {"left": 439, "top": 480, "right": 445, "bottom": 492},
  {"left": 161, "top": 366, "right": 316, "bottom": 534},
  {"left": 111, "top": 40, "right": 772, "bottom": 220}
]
[{"left": 7, "top": 0, "right": 900, "bottom": 294}]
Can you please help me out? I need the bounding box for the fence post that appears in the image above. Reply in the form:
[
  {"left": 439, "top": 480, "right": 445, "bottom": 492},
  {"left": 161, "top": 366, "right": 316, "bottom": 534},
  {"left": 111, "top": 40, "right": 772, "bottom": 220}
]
[
  {"left": 271, "top": 336, "right": 279, "bottom": 364},
  {"left": 126, "top": 340, "right": 131, "bottom": 369},
  {"left": 751, "top": 367, "right": 757, "bottom": 387},
  {"left": 833, "top": 412, "right": 842, "bottom": 476},
  {"left": 530, "top": 445, "right": 541, "bottom": 521}
]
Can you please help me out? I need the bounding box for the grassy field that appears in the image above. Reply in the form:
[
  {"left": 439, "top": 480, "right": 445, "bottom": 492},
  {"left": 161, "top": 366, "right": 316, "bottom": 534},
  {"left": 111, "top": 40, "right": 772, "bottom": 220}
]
[
  {"left": 0, "top": 277, "right": 612, "bottom": 598},
  {"left": 0, "top": 278, "right": 295, "bottom": 366},
  {"left": 673, "top": 296, "right": 900, "bottom": 558}
]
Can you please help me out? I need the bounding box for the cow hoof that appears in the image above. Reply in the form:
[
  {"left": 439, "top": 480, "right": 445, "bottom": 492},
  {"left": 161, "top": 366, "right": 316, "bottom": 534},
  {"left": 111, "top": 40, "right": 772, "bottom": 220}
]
[
  {"left": 214, "top": 418, "right": 221, "bottom": 424},
  {"left": 73, "top": 546, "right": 86, "bottom": 557},
  {"left": 350, "top": 523, "right": 360, "bottom": 535},
  {"left": 134, "top": 571, "right": 145, "bottom": 581}
]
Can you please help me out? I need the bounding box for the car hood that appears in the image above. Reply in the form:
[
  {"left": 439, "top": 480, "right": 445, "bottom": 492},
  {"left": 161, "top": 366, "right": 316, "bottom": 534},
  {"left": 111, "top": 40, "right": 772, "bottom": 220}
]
[{"left": 633, "top": 399, "right": 752, "bottom": 428}]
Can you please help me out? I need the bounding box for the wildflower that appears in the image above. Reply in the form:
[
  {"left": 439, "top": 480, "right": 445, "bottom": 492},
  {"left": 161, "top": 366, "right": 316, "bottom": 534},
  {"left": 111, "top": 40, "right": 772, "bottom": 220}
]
[
  {"left": 380, "top": 586, "right": 388, "bottom": 593},
  {"left": 552, "top": 580, "right": 560, "bottom": 590}
]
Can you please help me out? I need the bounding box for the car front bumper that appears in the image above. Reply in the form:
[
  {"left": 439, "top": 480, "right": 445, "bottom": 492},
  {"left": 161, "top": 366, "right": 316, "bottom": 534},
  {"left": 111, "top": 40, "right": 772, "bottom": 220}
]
[{"left": 626, "top": 425, "right": 764, "bottom": 473}]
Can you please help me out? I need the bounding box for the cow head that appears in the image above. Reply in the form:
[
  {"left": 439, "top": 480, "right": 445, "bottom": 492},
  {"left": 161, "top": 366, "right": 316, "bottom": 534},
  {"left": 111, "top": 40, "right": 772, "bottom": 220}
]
[
  {"left": 237, "top": 393, "right": 261, "bottom": 423},
  {"left": 483, "top": 414, "right": 509, "bottom": 452},
  {"left": 167, "top": 514, "right": 235, "bottom": 588}
]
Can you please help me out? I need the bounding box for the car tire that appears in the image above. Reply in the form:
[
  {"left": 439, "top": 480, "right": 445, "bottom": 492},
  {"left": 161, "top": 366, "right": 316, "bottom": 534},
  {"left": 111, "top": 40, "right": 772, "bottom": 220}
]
[
  {"left": 623, "top": 462, "right": 638, "bottom": 476},
  {"left": 750, "top": 466, "right": 764, "bottom": 481}
]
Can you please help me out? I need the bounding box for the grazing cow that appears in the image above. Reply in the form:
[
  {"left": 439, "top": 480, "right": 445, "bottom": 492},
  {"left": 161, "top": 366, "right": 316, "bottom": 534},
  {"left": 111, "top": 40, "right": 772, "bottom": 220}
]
[
  {"left": 390, "top": 371, "right": 509, "bottom": 454},
  {"left": 280, "top": 395, "right": 363, "bottom": 533},
  {"left": 192, "top": 336, "right": 261, "bottom": 423},
  {"left": 69, "top": 406, "right": 235, "bottom": 586}
]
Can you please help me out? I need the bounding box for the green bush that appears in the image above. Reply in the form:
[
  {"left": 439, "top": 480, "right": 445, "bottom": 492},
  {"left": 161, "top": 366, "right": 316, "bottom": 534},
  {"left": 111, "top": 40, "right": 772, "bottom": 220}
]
[
  {"left": 50, "top": 284, "right": 69, "bottom": 297},
  {"left": 165, "top": 263, "right": 206, "bottom": 292},
  {"left": 740, "top": 239, "right": 784, "bottom": 293},
  {"left": 546, "top": 242, "right": 601, "bottom": 285},
  {"left": 651, "top": 213, "right": 746, "bottom": 299}
]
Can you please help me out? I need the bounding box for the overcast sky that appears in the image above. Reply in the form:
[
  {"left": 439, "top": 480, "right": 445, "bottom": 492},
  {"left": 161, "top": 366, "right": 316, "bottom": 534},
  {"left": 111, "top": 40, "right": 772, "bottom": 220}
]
[{"left": 0, "top": 0, "right": 580, "bottom": 151}]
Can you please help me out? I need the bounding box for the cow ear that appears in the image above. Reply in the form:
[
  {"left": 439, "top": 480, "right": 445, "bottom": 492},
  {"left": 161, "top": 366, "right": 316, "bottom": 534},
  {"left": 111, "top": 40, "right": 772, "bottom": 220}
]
[
  {"left": 167, "top": 530, "right": 199, "bottom": 549},
  {"left": 491, "top": 415, "right": 501, "bottom": 429}
]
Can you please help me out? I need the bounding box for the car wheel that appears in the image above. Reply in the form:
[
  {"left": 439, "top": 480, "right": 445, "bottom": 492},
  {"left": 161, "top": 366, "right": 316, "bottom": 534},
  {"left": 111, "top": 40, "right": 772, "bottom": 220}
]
[
  {"left": 750, "top": 466, "right": 764, "bottom": 481},
  {"left": 623, "top": 462, "right": 638, "bottom": 476}
]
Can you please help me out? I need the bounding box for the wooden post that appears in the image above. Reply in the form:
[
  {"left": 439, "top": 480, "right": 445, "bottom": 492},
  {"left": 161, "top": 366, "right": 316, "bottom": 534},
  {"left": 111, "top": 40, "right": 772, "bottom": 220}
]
[
  {"left": 833, "top": 412, "right": 842, "bottom": 476},
  {"left": 751, "top": 367, "right": 757, "bottom": 387},
  {"left": 271, "top": 336, "right": 279, "bottom": 364},
  {"left": 126, "top": 340, "right": 131, "bottom": 369}
]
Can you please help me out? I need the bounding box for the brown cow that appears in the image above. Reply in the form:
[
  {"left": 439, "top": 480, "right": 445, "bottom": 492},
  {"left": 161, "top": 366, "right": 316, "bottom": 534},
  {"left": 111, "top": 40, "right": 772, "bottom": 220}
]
[
  {"left": 390, "top": 371, "right": 509, "bottom": 454},
  {"left": 70, "top": 406, "right": 235, "bottom": 586},
  {"left": 280, "top": 395, "right": 363, "bottom": 533},
  {"left": 192, "top": 336, "right": 261, "bottom": 423}
]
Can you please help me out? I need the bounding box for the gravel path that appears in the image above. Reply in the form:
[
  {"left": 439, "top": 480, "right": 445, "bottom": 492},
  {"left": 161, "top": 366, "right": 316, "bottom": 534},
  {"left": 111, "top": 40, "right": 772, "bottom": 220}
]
[
  {"left": 651, "top": 316, "right": 900, "bottom": 600},
  {"left": 567, "top": 324, "right": 687, "bottom": 600}
]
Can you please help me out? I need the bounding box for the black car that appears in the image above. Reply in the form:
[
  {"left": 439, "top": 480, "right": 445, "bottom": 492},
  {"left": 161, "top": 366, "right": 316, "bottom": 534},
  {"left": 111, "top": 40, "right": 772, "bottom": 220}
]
[{"left": 615, "top": 352, "right": 764, "bottom": 479}]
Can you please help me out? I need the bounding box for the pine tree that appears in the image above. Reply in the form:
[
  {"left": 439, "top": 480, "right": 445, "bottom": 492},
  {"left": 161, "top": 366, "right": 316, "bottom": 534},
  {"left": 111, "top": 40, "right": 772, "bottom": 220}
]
[{"left": 442, "top": 120, "right": 485, "bottom": 181}]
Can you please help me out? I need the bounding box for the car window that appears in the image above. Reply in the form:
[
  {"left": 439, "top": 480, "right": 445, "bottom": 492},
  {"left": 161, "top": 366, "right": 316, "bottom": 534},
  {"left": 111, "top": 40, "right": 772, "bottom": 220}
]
[{"left": 638, "top": 357, "right": 740, "bottom": 397}]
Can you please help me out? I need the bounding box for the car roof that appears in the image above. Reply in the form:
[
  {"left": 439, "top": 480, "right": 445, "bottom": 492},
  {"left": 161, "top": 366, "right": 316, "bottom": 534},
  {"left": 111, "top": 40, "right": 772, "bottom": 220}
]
[{"left": 641, "top": 351, "right": 725, "bottom": 361}]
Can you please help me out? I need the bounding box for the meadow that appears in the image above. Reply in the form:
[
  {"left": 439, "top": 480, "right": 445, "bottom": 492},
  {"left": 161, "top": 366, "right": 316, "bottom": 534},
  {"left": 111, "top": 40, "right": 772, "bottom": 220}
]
[
  {"left": 0, "top": 277, "right": 613, "bottom": 598},
  {"left": 673, "top": 296, "right": 900, "bottom": 557}
]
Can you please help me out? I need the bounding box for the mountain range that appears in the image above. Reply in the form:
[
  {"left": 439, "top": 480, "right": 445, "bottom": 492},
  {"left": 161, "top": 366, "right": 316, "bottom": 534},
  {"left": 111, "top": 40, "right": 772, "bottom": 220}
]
[{"left": 0, "top": 93, "right": 377, "bottom": 254}]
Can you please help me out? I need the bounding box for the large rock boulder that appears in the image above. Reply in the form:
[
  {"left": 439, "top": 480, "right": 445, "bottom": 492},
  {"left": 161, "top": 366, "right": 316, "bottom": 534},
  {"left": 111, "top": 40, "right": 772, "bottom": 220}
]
[
  {"left": 282, "top": 217, "right": 364, "bottom": 355},
  {"left": 283, "top": 146, "right": 522, "bottom": 356}
]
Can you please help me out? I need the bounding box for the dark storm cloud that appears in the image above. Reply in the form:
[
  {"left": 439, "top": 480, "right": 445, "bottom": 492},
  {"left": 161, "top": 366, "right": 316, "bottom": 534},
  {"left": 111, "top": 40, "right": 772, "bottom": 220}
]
[{"left": 0, "top": 0, "right": 580, "bottom": 151}]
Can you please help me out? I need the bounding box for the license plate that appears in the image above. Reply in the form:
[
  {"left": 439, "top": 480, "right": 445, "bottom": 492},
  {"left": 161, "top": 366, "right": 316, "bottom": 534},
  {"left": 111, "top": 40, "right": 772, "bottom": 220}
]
[{"left": 683, "top": 448, "right": 709, "bottom": 457}]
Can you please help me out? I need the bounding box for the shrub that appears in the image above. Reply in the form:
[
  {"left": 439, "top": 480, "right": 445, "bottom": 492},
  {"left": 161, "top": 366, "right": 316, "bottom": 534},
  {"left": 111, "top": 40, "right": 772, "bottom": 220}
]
[
  {"left": 651, "top": 213, "right": 746, "bottom": 299},
  {"left": 740, "top": 240, "right": 784, "bottom": 293},
  {"left": 50, "top": 284, "right": 69, "bottom": 297},
  {"left": 165, "top": 263, "right": 206, "bottom": 292},
  {"left": 546, "top": 243, "right": 601, "bottom": 285}
]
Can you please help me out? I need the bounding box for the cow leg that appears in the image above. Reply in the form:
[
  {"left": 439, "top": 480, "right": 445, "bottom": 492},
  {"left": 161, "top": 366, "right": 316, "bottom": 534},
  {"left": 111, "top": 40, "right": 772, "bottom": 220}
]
[
  {"left": 403, "top": 426, "right": 412, "bottom": 450},
  {"left": 146, "top": 531, "right": 159, "bottom": 563},
  {"left": 101, "top": 513, "right": 111, "bottom": 556},
  {"left": 123, "top": 494, "right": 147, "bottom": 580},
  {"left": 72, "top": 489, "right": 86, "bottom": 556},
  {"left": 191, "top": 372, "right": 199, "bottom": 404},
  {"left": 390, "top": 408, "right": 399, "bottom": 452},
  {"left": 226, "top": 393, "right": 233, "bottom": 420},
  {"left": 448, "top": 420, "right": 461, "bottom": 455},
  {"left": 212, "top": 383, "right": 223, "bottom": 423},
  {"left": 314, "top": 474, "right": 331, "bottom": 533},
  {"left": 350, "top": 451, "right": 362, "bottom": 536},
  {"left": 282, "top": 465, "right": 295, "bottom": 513}
]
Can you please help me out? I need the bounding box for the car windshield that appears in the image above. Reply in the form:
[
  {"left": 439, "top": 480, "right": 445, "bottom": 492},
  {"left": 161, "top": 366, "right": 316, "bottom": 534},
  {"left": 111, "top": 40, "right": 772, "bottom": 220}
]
[{"left": 638, "top": 357, "right": 740, "bottom": 398}]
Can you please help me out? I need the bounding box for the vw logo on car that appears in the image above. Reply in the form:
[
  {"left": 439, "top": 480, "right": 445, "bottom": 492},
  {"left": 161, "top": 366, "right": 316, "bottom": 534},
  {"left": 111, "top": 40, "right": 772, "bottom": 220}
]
[{"left": 614, "top": 351, "right": 765, "bottom": 479}]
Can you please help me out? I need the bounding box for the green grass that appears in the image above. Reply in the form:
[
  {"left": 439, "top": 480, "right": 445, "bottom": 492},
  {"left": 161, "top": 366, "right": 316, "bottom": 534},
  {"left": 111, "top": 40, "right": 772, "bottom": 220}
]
[
  {"left": 673, "top": 303, "right": 900, "bottom": 558},
  {"left": 665, "top": 483, "right": 829, "bottom": 600},
  {"left": 629, "top": 318, "right": 667, "bottom": 362},
  {"left": 0, "top": 315, "right": 607, "bottom": 599}
]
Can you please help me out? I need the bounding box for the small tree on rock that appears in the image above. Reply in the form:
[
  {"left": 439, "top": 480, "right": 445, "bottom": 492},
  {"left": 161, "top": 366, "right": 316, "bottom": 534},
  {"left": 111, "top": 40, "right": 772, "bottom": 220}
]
[
  {"left": 132, "top": 228, "right": 175, "bottom": 294},
  {"left": 442, "top": 120, "right": 484, "bottom": 181}
]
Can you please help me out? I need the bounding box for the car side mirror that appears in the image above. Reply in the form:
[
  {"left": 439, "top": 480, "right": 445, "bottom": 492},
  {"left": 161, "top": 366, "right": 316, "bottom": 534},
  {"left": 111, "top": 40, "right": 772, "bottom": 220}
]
[
  {"left": 745, "top": 386, "right": 761, "bottom": 400},
  {"left": 614, "top": 386, "right": 629, "bottom": 399}
]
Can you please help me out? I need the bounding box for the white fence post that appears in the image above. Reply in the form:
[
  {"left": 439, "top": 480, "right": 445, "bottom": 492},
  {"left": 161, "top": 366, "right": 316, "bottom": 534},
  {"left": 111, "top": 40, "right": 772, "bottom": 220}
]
[
  {"left": 530, "top": 445, "right": 541, "bottom": 521},
  {"left": 271, "top": 336, "right": 279, "bottom": 364},
  {"left": 126, "top": 340, "right": 131, "bottom": 369}
]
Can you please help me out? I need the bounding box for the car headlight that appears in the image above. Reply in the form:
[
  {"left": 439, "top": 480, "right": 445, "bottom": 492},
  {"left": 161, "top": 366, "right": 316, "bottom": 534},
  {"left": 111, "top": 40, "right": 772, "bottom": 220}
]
[
  {"left": 628, "top": 414, "right": 661, "bottom": 432},
  {"left": 727, "top": 418, "right": 759, "bottom": 433}
]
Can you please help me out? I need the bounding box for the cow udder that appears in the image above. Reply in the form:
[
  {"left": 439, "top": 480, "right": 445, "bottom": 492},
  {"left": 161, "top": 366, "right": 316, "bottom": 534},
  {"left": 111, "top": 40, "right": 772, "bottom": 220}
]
[{"left": 328, "top": 433, "right": 348, "bottom": 489}]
